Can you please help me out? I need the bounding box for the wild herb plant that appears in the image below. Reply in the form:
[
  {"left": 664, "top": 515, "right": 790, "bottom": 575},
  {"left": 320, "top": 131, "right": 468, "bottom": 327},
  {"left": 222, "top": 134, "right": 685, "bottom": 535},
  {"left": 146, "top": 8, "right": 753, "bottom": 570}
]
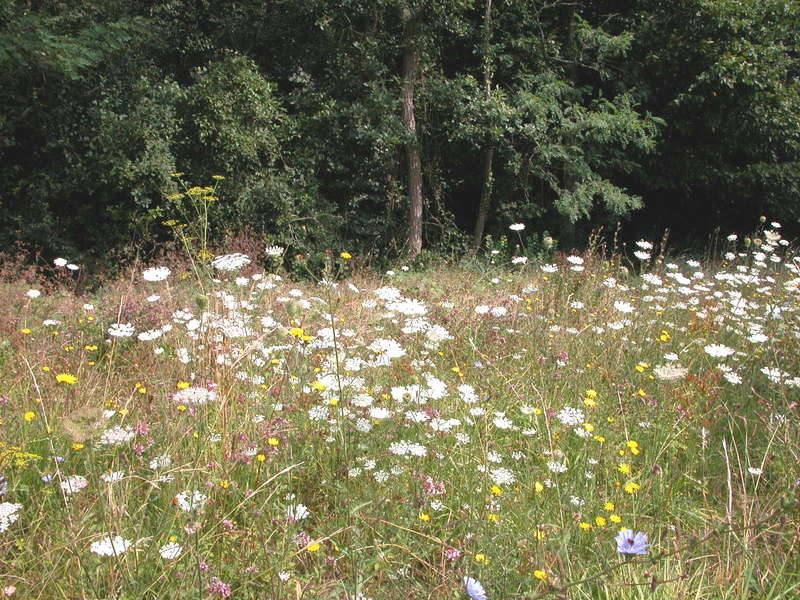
[{"left": 1, "top": 221, "right": 798, "bottom": 599}]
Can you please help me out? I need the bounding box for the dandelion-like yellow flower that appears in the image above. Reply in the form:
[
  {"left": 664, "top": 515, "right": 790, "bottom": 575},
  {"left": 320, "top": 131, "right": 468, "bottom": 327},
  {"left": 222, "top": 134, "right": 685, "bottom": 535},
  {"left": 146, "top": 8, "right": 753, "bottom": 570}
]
[
  {"left": 474, "top": 553, "right": 489, "bottom": 564},
  {"left": 55, "top": 373, "right": 78, "bottom": 384},
  {"left": 623, "top": 481, "right": 641, "bottom": 495},
  {"left": 307, "top": 543, "right": 321, "bottom": 552},
  {"left": 419, "top": 513, "right": 431, "bottom": 522},
  {"left": 533, "top": 570, "right": 548, "bottom": 580},
  {"left": 267, "top": 438, "right": 280, "bottom": 447},
  {"left": 340, "top": 252, "right": 352, "bottom": 260},
  {"left": 177, "top": 381, "right": 190, "bottom": 390},
  {"left": 23, "top": 412, "right": 36, "bottom": 422}
]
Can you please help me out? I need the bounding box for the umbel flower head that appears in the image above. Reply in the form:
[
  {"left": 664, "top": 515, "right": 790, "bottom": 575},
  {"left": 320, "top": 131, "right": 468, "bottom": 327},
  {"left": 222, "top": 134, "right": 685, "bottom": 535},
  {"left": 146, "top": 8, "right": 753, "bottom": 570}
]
[{"left": 615, "top": 529, "right": 649, "bottom": 555}]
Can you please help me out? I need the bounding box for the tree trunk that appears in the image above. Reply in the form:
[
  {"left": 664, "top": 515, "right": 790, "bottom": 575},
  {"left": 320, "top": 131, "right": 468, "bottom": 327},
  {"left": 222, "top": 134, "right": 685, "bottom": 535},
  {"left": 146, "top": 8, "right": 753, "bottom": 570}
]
[
  {"left": 471, "top": 0, "right": 494, "bottom": 252},
  {"left": 559, "top": 1, "right": 578, "bottom": 249},
  {"left": 401, "top": 5, "right": 424, "bottom": 258},
  {"left": 472, "top": 146, "right": 494, "bottom": 250}
]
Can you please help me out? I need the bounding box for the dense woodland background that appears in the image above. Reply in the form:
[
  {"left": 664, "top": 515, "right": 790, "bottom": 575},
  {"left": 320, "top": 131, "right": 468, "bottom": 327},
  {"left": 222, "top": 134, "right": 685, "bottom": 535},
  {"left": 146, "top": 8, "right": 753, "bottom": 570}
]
[{"left": 1, "top": 0, "right": 798, "bottom": 268}]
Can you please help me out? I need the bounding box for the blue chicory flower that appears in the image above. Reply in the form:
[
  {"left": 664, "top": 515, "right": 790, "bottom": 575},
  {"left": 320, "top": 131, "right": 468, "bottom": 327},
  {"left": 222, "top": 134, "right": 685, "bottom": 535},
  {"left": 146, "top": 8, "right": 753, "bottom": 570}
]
[
  {"left": 615, "top": 529, "right": 649, "bottom": 555},
  {"left": 463, "top": 576, "right": 488, "bottom": 600}
]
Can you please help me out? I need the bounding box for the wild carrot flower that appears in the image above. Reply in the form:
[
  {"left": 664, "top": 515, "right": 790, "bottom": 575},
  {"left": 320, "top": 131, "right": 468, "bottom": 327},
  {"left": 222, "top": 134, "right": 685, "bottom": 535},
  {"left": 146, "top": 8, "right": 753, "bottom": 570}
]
[{"left": 90, "top": 535, "right": 131, "bottom": 557}]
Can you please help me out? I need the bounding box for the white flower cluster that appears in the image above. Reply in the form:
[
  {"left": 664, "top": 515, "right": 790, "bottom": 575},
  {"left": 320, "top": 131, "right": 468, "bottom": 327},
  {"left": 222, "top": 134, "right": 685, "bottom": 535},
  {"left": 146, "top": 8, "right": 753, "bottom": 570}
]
[
  {"left": 0, "top": 502, "right": 22, "bottom": 533},
  {"left": 388, "top": 440, "right": 427, "bottom": 457},
  {"left": 556, "top": 406, "right": 585, "bottom": 427},
  {"left": 174, "top": 490, "right": 208, "bottom": 512},
  {"left": 172, "top": 386, "right": 219, "bottom": 405},
  {"left": 90, "top": 535, "right": 132, "bottom": 557},
  {"left": 211, "top": 253, "right": 251, "bottom": 271},
  {"left": 99, "top": 426, "right": 135, "bottom": 446},
  {"left": 142, "top": 266, "right": 171, "bottom": 282}
]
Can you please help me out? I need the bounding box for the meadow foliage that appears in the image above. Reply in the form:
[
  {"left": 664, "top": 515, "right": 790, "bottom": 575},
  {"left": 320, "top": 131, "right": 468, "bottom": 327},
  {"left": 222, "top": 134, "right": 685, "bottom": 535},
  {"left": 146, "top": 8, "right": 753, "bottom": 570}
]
[{"left": 0, "top": 222, "right": 798, "bottom": 599}]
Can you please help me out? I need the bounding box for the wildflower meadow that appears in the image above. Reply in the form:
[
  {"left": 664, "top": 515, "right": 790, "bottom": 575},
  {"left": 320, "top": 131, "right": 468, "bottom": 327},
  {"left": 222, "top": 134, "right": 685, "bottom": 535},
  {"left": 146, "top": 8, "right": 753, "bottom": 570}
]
[{"left": 1, "top": 222, "right": 798, "bottom": 599}]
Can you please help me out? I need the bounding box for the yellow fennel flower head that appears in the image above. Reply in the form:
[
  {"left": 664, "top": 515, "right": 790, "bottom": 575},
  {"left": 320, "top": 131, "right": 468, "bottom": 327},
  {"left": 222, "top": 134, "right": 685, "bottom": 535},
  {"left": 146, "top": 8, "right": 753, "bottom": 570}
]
[
  {"left": 55, "top": 373, "right": 78, "bottom": 384},
  {"left": 340, "top": 251, "right": 352, "bottom": 260}
]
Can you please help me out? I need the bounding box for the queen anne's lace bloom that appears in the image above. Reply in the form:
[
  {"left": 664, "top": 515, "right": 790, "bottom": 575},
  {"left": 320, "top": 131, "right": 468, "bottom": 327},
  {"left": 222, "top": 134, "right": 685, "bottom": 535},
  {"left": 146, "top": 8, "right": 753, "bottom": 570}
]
[
  {"left": 90, "top": 535, "right": 132, "bottom": 557},
  {"left": 211, "top": 253, "right": 251, "bottom": 271},
  {"left": 108, "top": 323, "right": 135, "bottom": 337},
  {"left": 0, "top": 502, "right": 22, "bottom": 533},
  {"left": 142, "top": 266, "right": 171, "bottom": 282}
]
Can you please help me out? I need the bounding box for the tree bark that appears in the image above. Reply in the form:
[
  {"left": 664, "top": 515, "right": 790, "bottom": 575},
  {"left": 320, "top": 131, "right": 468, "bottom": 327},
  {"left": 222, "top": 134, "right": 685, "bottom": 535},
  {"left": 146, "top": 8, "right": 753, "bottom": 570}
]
[
  {"left": 471, "top": 0, "right": 494, "bottom": 252},
  {"left": 401, "top": 5, "right": 424, "bottom": 258},
  {"left": 472, "top": 146, "right": 494, "bottom": 250}
]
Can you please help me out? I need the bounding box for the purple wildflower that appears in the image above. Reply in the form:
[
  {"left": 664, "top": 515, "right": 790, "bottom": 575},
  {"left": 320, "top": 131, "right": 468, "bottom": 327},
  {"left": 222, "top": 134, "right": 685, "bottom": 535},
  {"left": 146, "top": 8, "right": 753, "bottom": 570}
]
[
  {"left": 463, "top": 576, "right": 488, "bottom": 600},
  {"left": 615, "top": 529, "right": 649, "bottom": 555}
]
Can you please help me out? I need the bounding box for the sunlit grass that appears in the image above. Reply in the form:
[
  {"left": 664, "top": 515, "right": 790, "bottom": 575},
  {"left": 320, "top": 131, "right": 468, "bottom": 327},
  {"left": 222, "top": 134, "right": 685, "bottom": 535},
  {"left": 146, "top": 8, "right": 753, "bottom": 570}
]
[{"left": 0, "top": 225, "right": 798, "bottom": 599}]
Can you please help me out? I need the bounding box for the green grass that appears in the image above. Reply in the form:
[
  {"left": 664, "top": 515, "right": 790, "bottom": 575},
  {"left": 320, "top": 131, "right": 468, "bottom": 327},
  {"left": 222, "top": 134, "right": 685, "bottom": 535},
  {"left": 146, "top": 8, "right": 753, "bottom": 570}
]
[{"left": 0, "top": 235, "right": 798, "bottom": 599}]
